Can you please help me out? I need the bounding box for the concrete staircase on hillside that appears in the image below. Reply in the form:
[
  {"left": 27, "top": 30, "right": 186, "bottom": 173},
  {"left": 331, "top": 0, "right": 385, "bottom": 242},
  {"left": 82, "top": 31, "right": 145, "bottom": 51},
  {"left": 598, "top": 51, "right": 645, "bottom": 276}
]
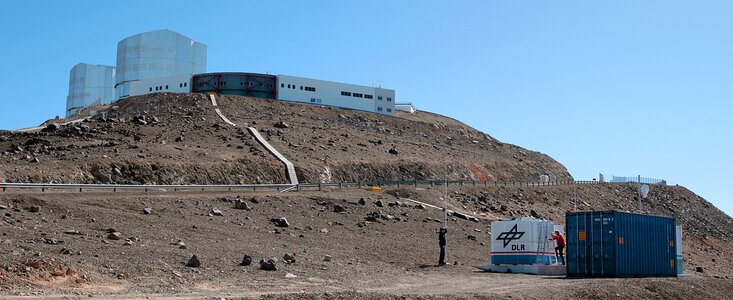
[{"left": 247, "top": 127, "right": 299, "bottom": 185}]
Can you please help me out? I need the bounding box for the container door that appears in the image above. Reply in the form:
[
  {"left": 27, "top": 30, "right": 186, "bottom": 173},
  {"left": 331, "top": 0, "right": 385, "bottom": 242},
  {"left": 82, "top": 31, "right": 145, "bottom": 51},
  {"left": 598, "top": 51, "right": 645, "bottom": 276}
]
[
  {"left": 594, "top": 212, "right": 616, "bottom": 276},
  {"left": 566, "top": 214, "right": 589, "bottom": 276}
]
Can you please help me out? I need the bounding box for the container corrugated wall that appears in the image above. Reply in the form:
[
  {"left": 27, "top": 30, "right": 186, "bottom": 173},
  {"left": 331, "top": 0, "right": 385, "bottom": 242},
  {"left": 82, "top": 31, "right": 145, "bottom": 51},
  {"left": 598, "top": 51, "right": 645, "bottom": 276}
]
[{"left": 566, "top": 211, "right": 677, "bottom": 277}]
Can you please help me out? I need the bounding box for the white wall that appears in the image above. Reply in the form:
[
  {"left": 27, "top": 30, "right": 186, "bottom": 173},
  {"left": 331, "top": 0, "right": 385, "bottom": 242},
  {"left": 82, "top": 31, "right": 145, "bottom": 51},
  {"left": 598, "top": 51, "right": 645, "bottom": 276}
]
[
  {"left": 127, "top": 74, "right": 192, "bottom": 98},
  {"left": 277, "top": 75, "right": 395, "bottom": 115}
]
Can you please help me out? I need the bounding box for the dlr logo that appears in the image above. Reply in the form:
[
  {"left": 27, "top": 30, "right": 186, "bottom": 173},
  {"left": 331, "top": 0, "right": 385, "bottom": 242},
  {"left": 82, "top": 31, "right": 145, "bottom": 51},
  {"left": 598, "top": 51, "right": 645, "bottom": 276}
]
[{"left": 511, "top": 244, "right": 526, "bottom": 251}]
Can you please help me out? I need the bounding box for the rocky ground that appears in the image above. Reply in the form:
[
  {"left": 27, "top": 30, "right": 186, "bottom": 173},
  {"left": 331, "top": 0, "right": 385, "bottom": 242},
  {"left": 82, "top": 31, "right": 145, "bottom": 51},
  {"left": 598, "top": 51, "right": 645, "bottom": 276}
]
[
  {"left": 0, "top": 93, "right": 570, "bottom": 185},
  {"left": 0, "top": 183, "right": 731, "bottom": 299},
  {"left": 0, "top": 93, "right": 730, "bottom": 299}
]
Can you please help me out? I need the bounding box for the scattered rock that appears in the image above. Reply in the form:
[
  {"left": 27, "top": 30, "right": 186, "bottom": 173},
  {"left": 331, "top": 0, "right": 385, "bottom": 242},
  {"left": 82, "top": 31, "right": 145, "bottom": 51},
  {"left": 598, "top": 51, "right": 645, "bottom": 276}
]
[
  {"left": 467, "top": 235, "right": 477, "bottom": 241},
  {"left": 241, "top": 255, "right": 252, "bottom": 266},
  {"left": 696, "top": 266, "right": 704, "bottom": 273},
  {"left": 271, "top": 217, "right": 290, "bottom": 227},
  {"left": 107, "top": 232, "right": 122, "bottom": 240},
  {"left": 452, "top": 211, "right": 470, "bottom": 220},
  {"left": 143, "top": 208, "right": 152, "bottom": 215},
  {"left": 59, "top": 248, "right": 71, "bottom": 255},
  {"left": 283, "top": 253, "right": 296, "bottom": 264},
  {"left": 28, "top": 206, "right": 41, "bottom": 213},
  {"left": 64, "top": 230, "right": 81, "bottom": 235},
  {"left": 388, "top": 148, "right": 399, "bottom": 155},
  {"left": 249, "top": 197, "right": 259, "bottom": 204},
  {"left": 333, "top": 205, "right": 346, "bottom": 213},
  {"left": 186, "top": 255, "right": 201, "bottom": 268},
  {"left": 320, "top": 228, "right": 329, "bottom": 234},
  {"left": 42, "top": 238, "right": 64, "bottom": 245},
  {"left": 171, "top": 240, "right": 187, "bottom": 249},
  {"left": 259, "top": 258, "right": 278, "bottom": 271},
  {"left": 211, "top": 208, "right": 224, "bottom": 216},
  {"left": 324, "top": 255, "right": 332, "bottom": 262},
  {"left": 358, "top": 198, "right": 366, "bottom": 205},
  {"left": 274, "top": 121, "right": 290, "bottom": 129},
  {"left": 234, "top": 200, "right": 252, "bottom": 211},
  {"left": 285, "top": 272, "right": 297, "bottom": 278},
  {"left": 375, "top": 200, "right": 384, "bottom": 207},
  {"left": 530, "top": 210, "right": 542, "bottom": 219}
]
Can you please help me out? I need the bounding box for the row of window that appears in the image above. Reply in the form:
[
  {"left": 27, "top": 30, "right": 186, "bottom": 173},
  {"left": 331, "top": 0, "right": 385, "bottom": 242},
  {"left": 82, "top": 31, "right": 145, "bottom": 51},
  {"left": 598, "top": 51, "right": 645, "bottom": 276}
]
[
  {"left": 340, "top": 91, "right": 391, "bottom": 101},
  {"left": 196, "top": 81, "right": 274, "bottom": 88},
  {"left": 310, "top": 98, "right": 322, "bottom": 103},
  {"left": 281, "top": 83, "right": 317, "bottom": 92},
  {"left": 376, "top": 107, "right": 393, "bottom": 112},
  {"left": 150, "top": 85, "right": 169, "bottom": 91}
]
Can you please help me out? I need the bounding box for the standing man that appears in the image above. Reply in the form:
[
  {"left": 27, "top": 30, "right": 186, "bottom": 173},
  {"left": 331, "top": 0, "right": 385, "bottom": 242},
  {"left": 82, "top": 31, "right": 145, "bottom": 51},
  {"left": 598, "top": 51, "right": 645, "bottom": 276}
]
[
  {"left": 438, "top": 228, "right": 447, "bottom": 266},
  {"left": 550, "top": 230, "right": 565, "bottom": 265}
]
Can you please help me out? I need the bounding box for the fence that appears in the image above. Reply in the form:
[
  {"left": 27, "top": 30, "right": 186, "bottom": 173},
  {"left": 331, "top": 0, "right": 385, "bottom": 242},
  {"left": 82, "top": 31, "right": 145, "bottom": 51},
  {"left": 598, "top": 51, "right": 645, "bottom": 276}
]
[
  {"left": 0, "top": 179, "right": 624, "bottom": 193},
  {"left": 609, "top": 175, "right": 666, "bottom": 185}
]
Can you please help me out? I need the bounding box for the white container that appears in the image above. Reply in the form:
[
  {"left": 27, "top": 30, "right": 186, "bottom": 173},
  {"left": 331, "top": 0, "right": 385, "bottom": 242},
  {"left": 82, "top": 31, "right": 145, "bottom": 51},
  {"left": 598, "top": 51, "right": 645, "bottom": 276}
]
[{"left": 487, "top": 217, "right": 566, "bottom": 275}]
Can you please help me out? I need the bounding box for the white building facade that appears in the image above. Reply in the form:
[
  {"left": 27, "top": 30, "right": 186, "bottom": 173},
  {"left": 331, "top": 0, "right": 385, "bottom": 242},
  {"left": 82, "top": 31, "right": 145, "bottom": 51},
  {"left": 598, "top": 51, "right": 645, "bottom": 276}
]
[
  {"left": 127, "top": 74, "right": 192, "bottom": 98},
  {"left": 66, "top": 63, "right": 116, "bottom": 117},
  {"left": 276, "top": 75, "right": 395, "bottom": 116},
  {"left": 115, "top": 29, "right": 206, "bottom": 100}
]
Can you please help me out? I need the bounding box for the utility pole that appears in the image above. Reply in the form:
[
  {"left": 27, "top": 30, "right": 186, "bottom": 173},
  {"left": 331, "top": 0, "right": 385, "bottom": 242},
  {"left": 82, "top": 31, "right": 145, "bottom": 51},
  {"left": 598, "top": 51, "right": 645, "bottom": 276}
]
[
  {"left": 443, "top": 165, "right": 448, "bottom": 228},
  {"left": 637, "top": 175, "right": 642, "bottom": 212},
  {"left": 573, "top": 180, "right": 577, "bottom": 212}
]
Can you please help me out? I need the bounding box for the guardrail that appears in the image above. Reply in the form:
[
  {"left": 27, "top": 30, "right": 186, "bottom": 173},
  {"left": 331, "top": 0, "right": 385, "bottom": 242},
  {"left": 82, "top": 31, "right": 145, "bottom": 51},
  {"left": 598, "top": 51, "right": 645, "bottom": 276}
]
[{"left": 0, "top": 179, "right": 625, "bottom": 193}]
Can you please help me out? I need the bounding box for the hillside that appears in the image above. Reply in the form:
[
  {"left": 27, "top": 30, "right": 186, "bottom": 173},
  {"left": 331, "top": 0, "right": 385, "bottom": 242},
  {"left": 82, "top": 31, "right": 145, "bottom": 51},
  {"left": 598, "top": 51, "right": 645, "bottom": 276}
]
[
  {"left": 0, "top": 184, "right": 731, "bottom": 298},
  {"left": 0, "top": 93, "right": 570, "bottom": 185},
  {"left": 1, "top": 93, "right": 731, "bottom": 299}
]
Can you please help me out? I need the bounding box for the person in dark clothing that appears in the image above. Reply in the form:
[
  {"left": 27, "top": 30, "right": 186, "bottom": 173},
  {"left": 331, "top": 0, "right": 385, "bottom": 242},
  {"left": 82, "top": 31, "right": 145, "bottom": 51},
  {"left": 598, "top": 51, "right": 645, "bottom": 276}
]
[
  {"left": 438, "top": 228, "right": 447, "bottom": 266},
  {"left": 550, "top": 230, "right": 566, "bottom": 265}
]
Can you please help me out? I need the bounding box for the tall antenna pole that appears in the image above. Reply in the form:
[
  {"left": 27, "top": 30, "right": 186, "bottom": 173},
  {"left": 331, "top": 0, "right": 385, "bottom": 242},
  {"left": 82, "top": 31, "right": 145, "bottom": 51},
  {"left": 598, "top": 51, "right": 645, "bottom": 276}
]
[
  {"left": 637, "top": 175, "right": 642, "bottom": 212},
  {"left": 572, "top": 179, "right": 577, "bottom": 212},
  {"left": 443, "top": 164, "right": 448, "bottom": 228}
]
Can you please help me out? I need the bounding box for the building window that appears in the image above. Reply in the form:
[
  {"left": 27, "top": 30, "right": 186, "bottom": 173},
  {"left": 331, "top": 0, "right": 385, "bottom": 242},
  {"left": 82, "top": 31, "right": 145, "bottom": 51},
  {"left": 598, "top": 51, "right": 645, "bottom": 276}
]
[
  {"left": 387, "top": 97, "right": 392, "bottom": 101},
  {"left": 241, "top": 82, "right": 244, "bottom": 86},
  {"left": 179, "top": 83, "right": 183, "bottom": 88},
  {"left": 364, "top": 94, "right": 373, "bottom": 99},
  {"left": 300, "top": 86, "right": 303, "bottom": 90},
  {"left": 165, "top": 85, "right": 168, "bottom": 89},
  {"left": 387, "top": 108, "right": 392, "bottom": 112},
  {"left": 149, "top": 87, "right": 153, "bottom": 92},
  {"left": 378, "top": 96, "right": 383, "bottom": 100},
  {"left": 377, "top": 107, "right": 383, "bottom": 111},
  {"left": 281, "top": 83, "right": 285, "bottom": 88},
  {"left": 184, "top": 82, "right": 187, "bottom": 87},
  {"left": 341, "top": 91, "right": 351, "bottom": 96},
  {"left": 353, "top": 93, "right": 363, "bottom": 98}
]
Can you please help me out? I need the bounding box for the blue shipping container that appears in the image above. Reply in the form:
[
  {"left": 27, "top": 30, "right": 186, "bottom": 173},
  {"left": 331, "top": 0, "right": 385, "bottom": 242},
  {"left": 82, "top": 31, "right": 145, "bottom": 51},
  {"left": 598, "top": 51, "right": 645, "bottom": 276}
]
[{"left": 566, "top": 211, "right": 677, "bottom": 277}]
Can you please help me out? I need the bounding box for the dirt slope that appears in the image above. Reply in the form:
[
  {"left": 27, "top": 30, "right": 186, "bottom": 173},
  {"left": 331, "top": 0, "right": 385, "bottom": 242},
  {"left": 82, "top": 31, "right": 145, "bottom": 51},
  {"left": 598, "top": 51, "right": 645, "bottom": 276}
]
[
  {"left": 0, "top": 183, "right": 731, "bottom": 299},
  {"left": 0, "top": 93, "right": 570, "bottom": 185}
]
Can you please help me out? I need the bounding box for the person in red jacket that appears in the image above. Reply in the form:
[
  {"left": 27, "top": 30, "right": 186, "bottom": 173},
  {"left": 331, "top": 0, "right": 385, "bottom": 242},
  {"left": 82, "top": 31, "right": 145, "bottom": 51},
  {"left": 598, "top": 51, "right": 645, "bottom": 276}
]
[{"left": 550, "top": 230, "right": 566, "bottom": 265}]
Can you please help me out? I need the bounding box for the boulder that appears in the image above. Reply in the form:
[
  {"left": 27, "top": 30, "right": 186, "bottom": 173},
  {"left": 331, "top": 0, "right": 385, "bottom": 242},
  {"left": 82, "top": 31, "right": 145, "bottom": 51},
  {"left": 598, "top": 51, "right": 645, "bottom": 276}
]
[
  {"left": 259, "top": 258, "right": 278, "bottom": 271},
  {"left": 270, "top": 217, "right": 290, "bottom": 227},
  {"left": 186, "top": 255, "right": 201, "bottom": 268},
  {"left": 211, "top": 208, "right": 224, "bottom": 216},
  {"left": 333, "top": 205, "right": 346, "bottom": 213},
  {"left": 241, "top": 255, "right": 252, "bottom": 266},
  {"left": 283, "top": 253, "right": 296, "bottom": 264},
  {"left": 107, "top": 232, "right": 122, "bottom": 240},
  {"left": 234, "top": 200, "right": 252, "bottom": 211},
  {"left": 375, "top": 200, "right": 384, "bottom": 207},
  {"left": 358, "top": 198, "right": 366, "bottom": 205}
]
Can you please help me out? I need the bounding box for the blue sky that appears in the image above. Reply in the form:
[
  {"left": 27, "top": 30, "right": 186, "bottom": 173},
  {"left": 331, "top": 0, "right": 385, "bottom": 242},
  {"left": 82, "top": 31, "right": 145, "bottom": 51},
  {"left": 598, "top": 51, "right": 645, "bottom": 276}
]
[{"left": 0, "top": 1, "right": 731, "bottom": 216}]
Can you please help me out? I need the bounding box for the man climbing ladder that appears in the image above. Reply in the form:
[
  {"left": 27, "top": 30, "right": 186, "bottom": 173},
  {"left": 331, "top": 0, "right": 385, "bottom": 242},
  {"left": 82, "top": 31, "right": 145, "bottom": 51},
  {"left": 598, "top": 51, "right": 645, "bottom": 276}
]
[{"left": 550, "top": 230, "right": 566, "bottom": 265}]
